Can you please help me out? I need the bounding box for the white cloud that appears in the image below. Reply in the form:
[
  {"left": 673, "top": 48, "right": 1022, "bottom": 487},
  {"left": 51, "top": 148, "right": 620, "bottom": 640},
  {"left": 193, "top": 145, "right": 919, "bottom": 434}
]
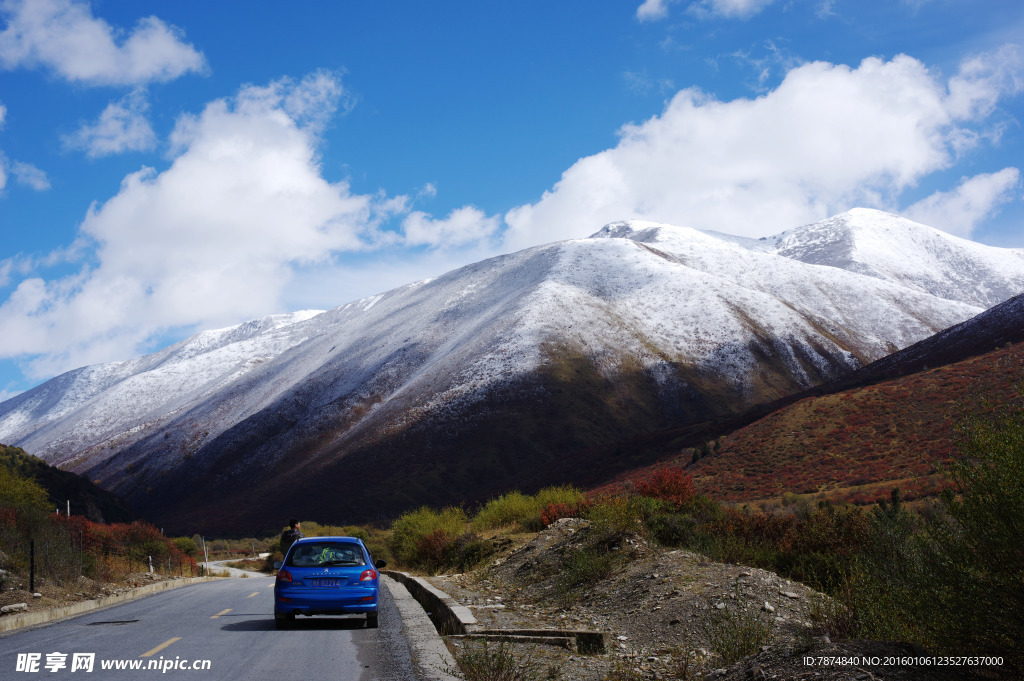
[
  {"left": 0, "top": 152, "right": 49, "bottom": 192},
  {"left": 503, "top": 49, "right": 1024, "bottom": 249},
  {"left": 0, "top": 0, "right": 205, "bottom": 85},
  {"left": 63, "top": 89, "right": 156, "bottom": 157},
  {"left": 0, "top": 72, "right": 398, "bottom": 378},
  {"left": 903, "top": 168, "right": 1020, "bottom": 238},
  {"left": 10, "top": 160, "right": 49, "bottom": 190},
  {"left": 403, "top": 206, "right": 500, "bottom": 248},
  {"left": 945, "top": 44, "right": 1024, "bottom": 120},
  {"left": 636, "top": 0, "right": 671, "bottom": 22},
  {"left": 688, "top": 0, "right": 775, "bottom": 20}
]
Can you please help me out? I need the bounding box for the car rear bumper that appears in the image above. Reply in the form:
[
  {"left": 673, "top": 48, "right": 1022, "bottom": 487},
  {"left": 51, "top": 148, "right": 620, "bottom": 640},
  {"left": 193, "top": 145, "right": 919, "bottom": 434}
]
[{"left": 274, "top": 586, "right": 379, "bottom": 615}]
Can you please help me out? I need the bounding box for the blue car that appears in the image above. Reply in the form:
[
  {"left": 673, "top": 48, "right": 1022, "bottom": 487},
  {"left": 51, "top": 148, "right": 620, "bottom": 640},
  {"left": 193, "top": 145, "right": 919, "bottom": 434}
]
[{"left": 274, "top": 536, "right": 387, "bottom": 629}]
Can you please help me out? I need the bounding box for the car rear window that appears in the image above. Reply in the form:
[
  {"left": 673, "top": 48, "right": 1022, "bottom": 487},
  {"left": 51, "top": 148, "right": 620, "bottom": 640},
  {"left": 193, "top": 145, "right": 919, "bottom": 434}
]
[{"left": 286, "top": 541, "right": 367, "bottom": 567}]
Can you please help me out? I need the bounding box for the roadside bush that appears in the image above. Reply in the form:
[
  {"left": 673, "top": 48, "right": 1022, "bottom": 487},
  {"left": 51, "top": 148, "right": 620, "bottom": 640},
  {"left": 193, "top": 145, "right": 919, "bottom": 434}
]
[
  {"left": 447, "top": 532, "right": 497, "bottom": 572},
  {"left": 388, "top": 506, "right": 467, "bottom": 571},
  {"left": 474, "top": 486, "right": 586, "bottom": 532},
  {"left": 262, "top": 549, "right": 284, "bottom": 573},
  {"left": 472, "top": 491, "right": 538, "bottom": 531},
  {"left": 172, "top": 536, "right": 199, "bottom": 558},
  {"left": 299, "top": 521, "right": 371, "bottom": 541}
]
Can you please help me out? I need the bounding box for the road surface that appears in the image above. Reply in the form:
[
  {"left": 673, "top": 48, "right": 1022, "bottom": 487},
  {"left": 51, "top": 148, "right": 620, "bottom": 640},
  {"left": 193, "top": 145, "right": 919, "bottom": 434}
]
[{"left": 0, "top": 574, "right": 418, "bottom": 680}]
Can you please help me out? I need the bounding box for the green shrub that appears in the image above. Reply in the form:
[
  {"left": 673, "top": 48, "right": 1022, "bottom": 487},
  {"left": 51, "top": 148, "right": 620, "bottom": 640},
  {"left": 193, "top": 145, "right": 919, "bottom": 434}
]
[
  {"left": 300, "top": 521, "right": 371, "bottom": 541},
  {"left": 473, "top": 486, "right": 586, "bottom": 532},
  {"left": 555, "top": 547, "right": 615, "bottom": 606},
  {"left": 451, "top": 641, "right": 552, "bottom": 681},
  {"left": 472, "top": 491, "right": 537, "bottom": 531},
  {"left": 0, "top": 466, "right": 50, "bottom": 513},
  {"left": 447, "top": 532, "right": 498, "bottom": 572},
  {"left": 699, "top": 602, "right": 772, "bottom": 667},
  {"left": 585, "top": 495, "right": 646, "bottom": 541},
  {"left": 172, "top": 536, "right": 199, "bottom": 558},
  {"left": 388, "top": 506, "right": 467, "bottom": 570}
]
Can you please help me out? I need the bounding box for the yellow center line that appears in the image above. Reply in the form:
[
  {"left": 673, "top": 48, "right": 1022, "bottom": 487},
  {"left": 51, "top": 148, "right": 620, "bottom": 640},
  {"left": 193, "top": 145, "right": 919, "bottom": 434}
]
[
  {"left": 140, "top": 637, "right": 181, "bottom": 658},
  {"left": 246, "top": 592, "right": 259, "bottom": 598},
  {"left": 211, "top": 609, "right": 232, "bottom": 619}
]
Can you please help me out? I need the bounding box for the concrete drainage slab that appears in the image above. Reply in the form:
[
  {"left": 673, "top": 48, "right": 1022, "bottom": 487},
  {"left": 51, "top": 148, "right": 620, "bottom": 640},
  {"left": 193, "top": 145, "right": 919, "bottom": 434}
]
[{"left": 384, "top": 570, "right": 610, "bottom": 653}]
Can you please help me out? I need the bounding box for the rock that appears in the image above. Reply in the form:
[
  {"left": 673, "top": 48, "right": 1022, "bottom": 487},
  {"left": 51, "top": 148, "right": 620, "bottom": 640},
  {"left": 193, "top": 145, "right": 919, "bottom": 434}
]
[
  {"left": 780, "top": 590, "right": 800, "bottom": 599},
  {"left": 716, "top": 602, "right": 726, "bottom": 609},
  {"left": 763, "top": 602, "right": 775, "bottom": 612},
  {"left": 1, "top": 603, "right": 28, "bottom": 613},
  {"left": 32, "top": 592, "right": 42, "bottom": 598}
]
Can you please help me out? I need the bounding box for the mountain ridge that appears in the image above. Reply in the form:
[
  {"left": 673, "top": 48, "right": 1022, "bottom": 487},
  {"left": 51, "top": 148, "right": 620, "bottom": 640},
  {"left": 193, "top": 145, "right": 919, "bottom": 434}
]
[{"left": 1, "top": 208, "right": 1021, "bottom": 533}]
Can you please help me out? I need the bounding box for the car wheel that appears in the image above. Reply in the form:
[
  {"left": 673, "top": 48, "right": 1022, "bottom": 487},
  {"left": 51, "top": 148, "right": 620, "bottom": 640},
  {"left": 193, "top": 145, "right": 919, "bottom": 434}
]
[{"left": 366, "top": 611, "right": 378, "bottom": 628}]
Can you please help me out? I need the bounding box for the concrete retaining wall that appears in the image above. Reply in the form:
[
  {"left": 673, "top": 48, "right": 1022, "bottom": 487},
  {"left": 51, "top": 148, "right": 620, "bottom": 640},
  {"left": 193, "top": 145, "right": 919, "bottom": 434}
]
[{"left": 383, "top": 570, "right": 478, "bottom": 635}]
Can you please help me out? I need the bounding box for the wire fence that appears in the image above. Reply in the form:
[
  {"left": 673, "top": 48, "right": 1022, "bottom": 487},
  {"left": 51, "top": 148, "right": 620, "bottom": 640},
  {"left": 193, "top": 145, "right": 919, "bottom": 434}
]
[{"left": 0, "top": 509, "right": 199, "bottom": 590}]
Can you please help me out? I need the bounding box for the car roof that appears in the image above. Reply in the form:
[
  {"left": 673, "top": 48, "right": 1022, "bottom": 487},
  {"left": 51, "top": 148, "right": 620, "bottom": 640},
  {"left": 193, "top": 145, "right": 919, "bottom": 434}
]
[{"left": 293, "top": 536, "right": 364, "bottom": 544}]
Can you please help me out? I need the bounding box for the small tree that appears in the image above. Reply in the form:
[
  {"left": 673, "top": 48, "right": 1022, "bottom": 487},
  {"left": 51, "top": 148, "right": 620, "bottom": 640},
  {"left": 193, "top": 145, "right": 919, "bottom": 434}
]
[
  {"left": 914, "top": 397, "right": 1024, "bottom": 669},
  {"left": 173, "top": 537, "right": 199, "bottom": 558}
]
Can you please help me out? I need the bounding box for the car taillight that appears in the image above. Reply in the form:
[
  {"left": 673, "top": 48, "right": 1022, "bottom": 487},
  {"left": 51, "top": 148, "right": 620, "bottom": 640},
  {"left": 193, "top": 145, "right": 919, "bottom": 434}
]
[
  {"left": 277, "top": 569, "right": 292, "bottom": 583},
  {"left": 359, "top": 569, "right": 378, "bottom": 582}
]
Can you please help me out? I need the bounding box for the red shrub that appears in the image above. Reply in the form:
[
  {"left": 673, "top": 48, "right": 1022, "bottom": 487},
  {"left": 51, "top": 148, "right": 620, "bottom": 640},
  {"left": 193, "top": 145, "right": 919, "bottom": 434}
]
[
  {"left": 633, "top": 466, "right": 696, "bottom": 510},
  {"left": 415, "top": 529, "right": 452, "bottom": 569},
  {"left": 540, "top": 500, "right": 590, "bottom": 526}
]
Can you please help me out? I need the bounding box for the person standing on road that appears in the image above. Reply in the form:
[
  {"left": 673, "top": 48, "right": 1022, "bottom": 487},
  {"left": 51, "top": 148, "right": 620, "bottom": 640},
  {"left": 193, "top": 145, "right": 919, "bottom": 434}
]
[{"left": 280, "top": 518, "right": 303, "bottom": 554}]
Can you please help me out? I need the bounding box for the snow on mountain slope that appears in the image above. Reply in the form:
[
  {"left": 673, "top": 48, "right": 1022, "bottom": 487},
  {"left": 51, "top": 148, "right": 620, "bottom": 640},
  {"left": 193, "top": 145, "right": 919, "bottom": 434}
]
[
  {"left": 0, "top": 209, "right": 1020, "bottom": 531},
  {"left": 0, "top": 310, "right": 323, "bottom": 464},
  {"left": 769, "top": 208, "right": 1024, "bottom": 308}
]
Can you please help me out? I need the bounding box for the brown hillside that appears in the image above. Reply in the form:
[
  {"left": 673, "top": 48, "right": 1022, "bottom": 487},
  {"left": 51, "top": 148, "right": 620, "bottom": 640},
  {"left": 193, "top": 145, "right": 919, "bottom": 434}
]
[{"left": 610, "top": 342, "right": 1024, "bottom": 506}]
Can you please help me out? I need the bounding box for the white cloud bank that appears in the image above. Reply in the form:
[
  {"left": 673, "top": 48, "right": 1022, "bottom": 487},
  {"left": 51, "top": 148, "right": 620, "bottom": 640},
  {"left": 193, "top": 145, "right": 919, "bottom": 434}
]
[
  {"left": 503, "top": 47, "right": 1023, "bottom": 250},
  {"left": 0, "top": 73, "right": 378, "bottom": 377},
  {"left": 0, "top": 0, "right": 205, "bottom": 85},
  {"left": 0, "top": 69, "right": 505, "bottom": 379}
]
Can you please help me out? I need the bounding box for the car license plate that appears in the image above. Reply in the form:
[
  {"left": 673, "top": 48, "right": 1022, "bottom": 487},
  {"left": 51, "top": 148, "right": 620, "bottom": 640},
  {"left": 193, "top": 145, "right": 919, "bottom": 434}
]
[{"left": 309, "top": 578, "right": 343, "bottom": 587}]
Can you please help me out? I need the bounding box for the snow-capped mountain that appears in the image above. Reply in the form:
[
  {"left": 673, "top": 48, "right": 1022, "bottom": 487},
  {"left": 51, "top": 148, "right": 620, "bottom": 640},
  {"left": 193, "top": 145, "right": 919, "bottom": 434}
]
[
  {"left": 770, "top": 208, "right": 1024, "bottom": 308},
  {"left": 0, "top": 209, "right": 1020, "bottom": 533}
]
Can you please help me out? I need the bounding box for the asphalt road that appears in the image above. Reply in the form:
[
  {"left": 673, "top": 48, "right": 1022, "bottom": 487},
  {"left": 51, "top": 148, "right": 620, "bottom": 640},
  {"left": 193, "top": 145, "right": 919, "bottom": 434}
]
[{"left": 0, "top": 575, "right": 418, "bottom": 680}]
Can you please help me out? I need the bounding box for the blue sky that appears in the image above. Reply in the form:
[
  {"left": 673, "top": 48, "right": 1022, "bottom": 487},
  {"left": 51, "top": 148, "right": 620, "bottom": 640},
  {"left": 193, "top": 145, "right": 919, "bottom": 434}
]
[{"left": 1, "top": 0, "right": 1022, "bottom": 398}]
